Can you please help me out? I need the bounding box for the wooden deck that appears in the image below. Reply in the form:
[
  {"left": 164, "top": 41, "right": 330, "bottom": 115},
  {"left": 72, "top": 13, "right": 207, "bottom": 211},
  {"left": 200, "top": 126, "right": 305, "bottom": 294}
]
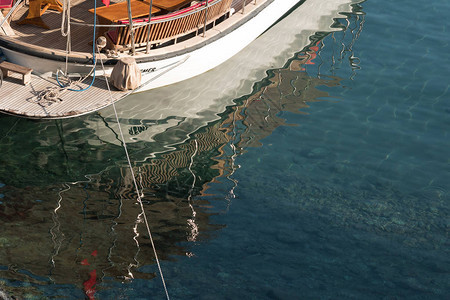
[
  {"left": 0, "top": 71, "right": 129, "bottom": 118},
  {"left": 6, "top": 0, "right": 104, "bottom": 53}
]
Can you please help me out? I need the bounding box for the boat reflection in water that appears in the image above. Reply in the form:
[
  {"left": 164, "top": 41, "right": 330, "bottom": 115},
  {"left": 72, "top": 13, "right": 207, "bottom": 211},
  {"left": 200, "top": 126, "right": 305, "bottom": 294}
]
[{"left": 0, "top": 1, "right": 365, "bottom": 298}]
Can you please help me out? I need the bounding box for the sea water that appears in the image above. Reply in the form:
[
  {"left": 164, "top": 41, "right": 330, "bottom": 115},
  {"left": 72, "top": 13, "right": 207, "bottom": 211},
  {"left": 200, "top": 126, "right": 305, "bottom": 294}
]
[{"left": 0, "top": 0, "right": 449, "bottom": 299}]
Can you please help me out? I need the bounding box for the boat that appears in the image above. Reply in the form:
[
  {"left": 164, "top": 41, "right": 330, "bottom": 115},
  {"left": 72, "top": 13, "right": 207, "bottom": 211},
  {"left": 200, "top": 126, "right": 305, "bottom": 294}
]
[
  {"left": 0, "top": 2, "right": 365, "bottom": 297},
  {"left": 0, "top": 0, "right": 360, "bottom": 119}
]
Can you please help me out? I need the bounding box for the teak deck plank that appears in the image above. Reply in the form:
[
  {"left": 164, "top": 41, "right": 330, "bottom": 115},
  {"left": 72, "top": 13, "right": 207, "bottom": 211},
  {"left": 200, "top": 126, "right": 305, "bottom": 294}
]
[{"left": 0, "top": 73, "right": 129, "bottom": 118}]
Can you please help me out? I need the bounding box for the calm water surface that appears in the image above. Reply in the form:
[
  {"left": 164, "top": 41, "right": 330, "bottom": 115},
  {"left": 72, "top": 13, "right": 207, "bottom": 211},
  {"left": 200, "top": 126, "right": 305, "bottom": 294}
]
[{"left": 1, "top": 0, "right": 449, "bottom": 299}]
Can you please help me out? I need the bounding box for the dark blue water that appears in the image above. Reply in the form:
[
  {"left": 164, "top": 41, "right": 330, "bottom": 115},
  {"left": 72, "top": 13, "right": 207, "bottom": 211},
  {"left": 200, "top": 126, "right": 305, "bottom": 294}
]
[{"left": 1, "top": 0, "right": 449, "bottom": 299}]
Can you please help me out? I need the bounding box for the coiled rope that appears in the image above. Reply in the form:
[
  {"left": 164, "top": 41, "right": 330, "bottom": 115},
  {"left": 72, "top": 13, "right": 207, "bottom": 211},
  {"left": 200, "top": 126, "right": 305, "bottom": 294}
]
[{"left": 96, "top": 48, "right": 170, "bottom": 300}]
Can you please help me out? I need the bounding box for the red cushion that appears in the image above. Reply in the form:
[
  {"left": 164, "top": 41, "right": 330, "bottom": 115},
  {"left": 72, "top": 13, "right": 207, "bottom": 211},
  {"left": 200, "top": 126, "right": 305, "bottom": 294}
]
[
  {"left": 0, "top": 0, "right": 14, "bottom": 9},
  {"left": 106, "top": 29, "right": 118, "bottom": 43},
  {"left": 118, "top": 0, "right": 213, "bottom": 24}
]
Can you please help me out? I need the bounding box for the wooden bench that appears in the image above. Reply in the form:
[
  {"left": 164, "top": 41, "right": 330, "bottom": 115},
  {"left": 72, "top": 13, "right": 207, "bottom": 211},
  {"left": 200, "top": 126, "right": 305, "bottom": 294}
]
[
  {"left": 0, "top": 61, "right": 33, "bottom": 85},
  {"left": 106, "top": 0, "right": 233, "bottom": 51}
]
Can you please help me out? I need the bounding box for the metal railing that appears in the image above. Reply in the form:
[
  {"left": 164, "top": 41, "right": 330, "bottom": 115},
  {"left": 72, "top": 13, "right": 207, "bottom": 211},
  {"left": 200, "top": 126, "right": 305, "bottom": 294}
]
[{"left": 69, "top": 0, "right": 259, "bottom": 54}]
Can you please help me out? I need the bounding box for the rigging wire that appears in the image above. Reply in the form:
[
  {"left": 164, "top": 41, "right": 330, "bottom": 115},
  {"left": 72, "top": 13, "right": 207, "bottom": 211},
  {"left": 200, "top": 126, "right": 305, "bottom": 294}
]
[{"left": 96, "top": 47, "right": 170, "bottom": 300}]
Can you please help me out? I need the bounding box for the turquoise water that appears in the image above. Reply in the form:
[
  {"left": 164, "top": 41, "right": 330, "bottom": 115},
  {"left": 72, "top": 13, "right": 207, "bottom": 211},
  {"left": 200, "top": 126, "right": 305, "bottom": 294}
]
[{"left": 1, "top": 0, "right": 449, "bottom": 299}]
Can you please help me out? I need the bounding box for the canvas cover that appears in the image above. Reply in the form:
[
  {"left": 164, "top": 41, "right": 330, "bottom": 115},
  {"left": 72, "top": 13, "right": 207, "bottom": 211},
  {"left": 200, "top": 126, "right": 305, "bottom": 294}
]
[{"left": 110, "top": 57, "right": 141, "bottom": 91}]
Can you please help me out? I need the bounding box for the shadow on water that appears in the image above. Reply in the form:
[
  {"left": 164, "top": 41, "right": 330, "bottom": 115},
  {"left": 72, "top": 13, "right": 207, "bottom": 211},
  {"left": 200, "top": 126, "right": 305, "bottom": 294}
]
[{"left": 0, "top": 3, "right": 369, "bottom": 298}]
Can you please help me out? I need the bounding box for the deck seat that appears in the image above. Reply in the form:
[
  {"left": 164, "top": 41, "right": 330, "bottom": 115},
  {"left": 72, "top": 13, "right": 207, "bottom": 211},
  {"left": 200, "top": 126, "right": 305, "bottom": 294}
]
[{"left": 0, "top": 61, "right": 33, "bottom": 85}]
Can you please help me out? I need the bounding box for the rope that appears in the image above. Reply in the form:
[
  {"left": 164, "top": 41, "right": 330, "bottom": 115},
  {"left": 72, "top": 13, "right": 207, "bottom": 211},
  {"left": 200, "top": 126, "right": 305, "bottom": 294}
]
[
  {"left": 60, "top": 0, "right": 71, "bottom": 38},
  {"left": 56, "top": 0, "right": 96, "bottom": 92},
  {"left": 37, "top": 86, "right": 63, "bottom": 104},
  {"left": 96, "top": 47, "right": 170, "bottom": 300},
  {"left": 29, "top": 70, "right": 95, "bottom": 107},
  {"left": 34, "top": 2, "right": 97, "bottom": 104},
  {"left": 61, "top": 0, "right": 71, "bottom": 73}
]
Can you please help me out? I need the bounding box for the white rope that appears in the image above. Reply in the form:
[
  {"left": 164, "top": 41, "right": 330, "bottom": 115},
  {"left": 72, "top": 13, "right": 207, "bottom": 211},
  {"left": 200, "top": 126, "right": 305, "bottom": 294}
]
[
  {"left": 61, "top": 0, "right": 71, "bottom": 37},
  {"left": 57, "top": 0, "right": 99, "bottom": 92},
  {"left": 96, "top": 48, "right": 170, "bottom": 300},
  {"left": 61, "top": 0, "right": 72, "bottom": 64}
]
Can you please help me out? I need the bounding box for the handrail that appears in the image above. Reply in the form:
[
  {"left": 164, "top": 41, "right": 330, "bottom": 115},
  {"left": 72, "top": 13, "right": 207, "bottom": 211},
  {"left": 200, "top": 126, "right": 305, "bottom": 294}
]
[
  {"left": 145, "top": 0, "right": 154, "bottom": 53},
  {"left": 70, "top": 0, "right": 257, "bottom": 53},
  {"left": 202, "top": 0, "right": 209, "bottom": 37},
  {"left": 121, "top": 0, "right": 220, "bottom": 26},
  {"left": 71, "top": 0, "right": 255, "bottom": 28}
]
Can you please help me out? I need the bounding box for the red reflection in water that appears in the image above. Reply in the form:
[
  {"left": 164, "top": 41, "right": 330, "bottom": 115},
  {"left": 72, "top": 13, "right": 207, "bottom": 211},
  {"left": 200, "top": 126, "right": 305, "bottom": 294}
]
[
  {"left": 84, "top": 269, "right": 97, "bottom": 300},
  {"left": 82, "top": 249, "right": 98, "bottom": 299}
]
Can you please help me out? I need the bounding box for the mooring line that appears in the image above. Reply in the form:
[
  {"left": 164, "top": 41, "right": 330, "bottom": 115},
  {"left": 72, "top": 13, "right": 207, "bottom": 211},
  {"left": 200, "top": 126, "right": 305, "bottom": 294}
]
[{"left": 97, "top": 50, "right": 170, "bottom": 300}]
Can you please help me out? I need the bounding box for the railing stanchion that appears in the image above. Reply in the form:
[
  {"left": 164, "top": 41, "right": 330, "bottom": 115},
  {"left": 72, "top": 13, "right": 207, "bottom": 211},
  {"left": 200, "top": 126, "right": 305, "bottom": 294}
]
[
  {"left": 203, "top": 0, "right": 209, "bottom": 37},
  {"left": 145, "top": 0, "right": 154, "bottom": 53},
  {"left": 126, "top": 0, "right": 136, "bottom": 55}
]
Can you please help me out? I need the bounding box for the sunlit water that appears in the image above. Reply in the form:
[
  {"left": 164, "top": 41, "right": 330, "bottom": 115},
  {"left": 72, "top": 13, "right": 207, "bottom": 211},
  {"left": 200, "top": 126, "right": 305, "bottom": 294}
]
[{"left": 1, "top": 0, "right": 449, "bottom": 299}]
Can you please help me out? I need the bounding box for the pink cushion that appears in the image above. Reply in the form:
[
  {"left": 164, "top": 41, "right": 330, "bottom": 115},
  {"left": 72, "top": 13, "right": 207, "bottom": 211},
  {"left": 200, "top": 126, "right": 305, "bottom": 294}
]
[
  {"left": 118, "top": 0, "right": 213, "bottom": 24},
  {"left": 0, "top": 0, "right": 14, "bottom": 9}
]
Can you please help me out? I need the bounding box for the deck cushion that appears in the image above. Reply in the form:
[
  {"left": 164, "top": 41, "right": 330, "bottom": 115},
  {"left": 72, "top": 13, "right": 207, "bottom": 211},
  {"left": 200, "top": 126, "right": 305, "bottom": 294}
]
[
  {"left": 106, "top": 29, "right": 118, "bottom": 44},
  {"left": 0, "top": 0, "right": 14, "bottom": 9}
]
